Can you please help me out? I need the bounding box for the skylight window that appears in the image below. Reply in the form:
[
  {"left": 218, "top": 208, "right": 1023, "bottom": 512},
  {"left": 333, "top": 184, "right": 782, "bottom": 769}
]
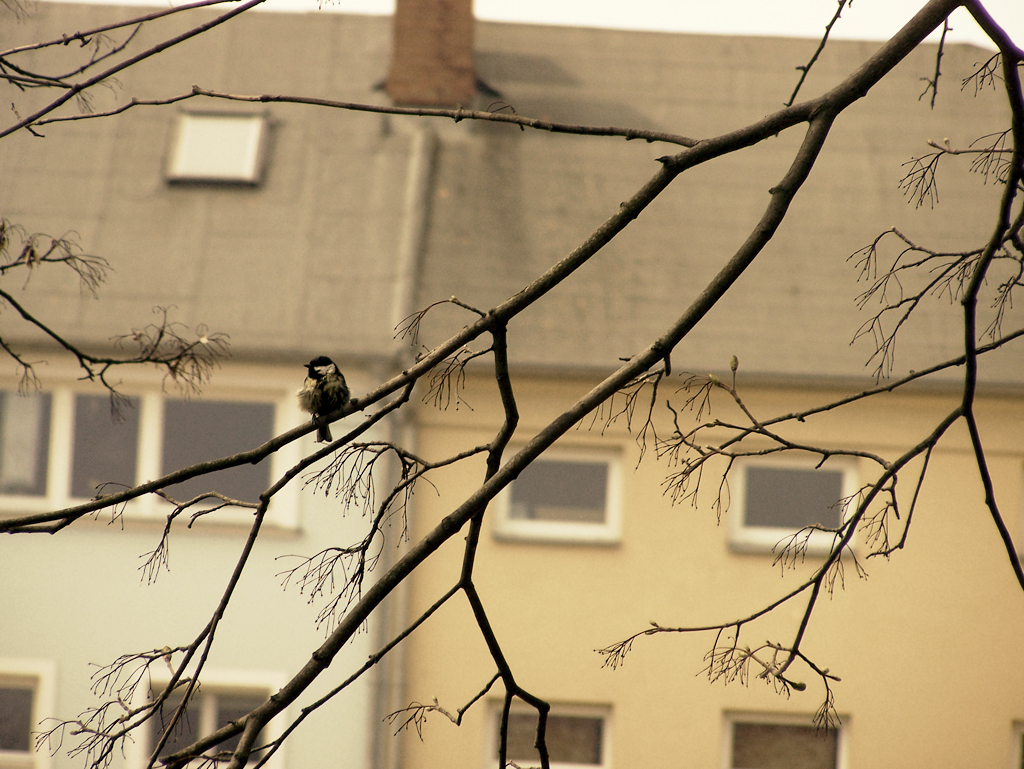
[{"left": 166, "top": 112, "right": 268, "bottom": 185}]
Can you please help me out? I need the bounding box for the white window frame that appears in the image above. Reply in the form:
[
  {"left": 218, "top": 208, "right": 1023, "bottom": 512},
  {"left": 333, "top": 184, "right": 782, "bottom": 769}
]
[
  {"left": 729, "top": 455, "right": 859, "bottom": 556},
  {"left": 165, "top": 112, "right": 269, "bottom": 185},
  {"left": 723, "top": 711, "right": 846, "bottom": 769},
  {"left": 0, "top": 659, "right": 56, "bottom": 769},
  {"left": 487, "top": 702, "right": 611, "bottom": 769},
  {"left": 493, "top": 447, "right": 622, "bottom": 545},
  {"left": 128, "top": 669, "right": 287, "bottom": 769},
  {"left": 0, "top": 373, "right": 301, "bottom": 529}
]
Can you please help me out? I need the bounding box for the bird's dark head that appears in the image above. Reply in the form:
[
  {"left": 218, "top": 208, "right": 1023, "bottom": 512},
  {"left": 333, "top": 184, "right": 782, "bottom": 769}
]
[{"left": 306, "top": 356, "right": 337, "bottom": 378}]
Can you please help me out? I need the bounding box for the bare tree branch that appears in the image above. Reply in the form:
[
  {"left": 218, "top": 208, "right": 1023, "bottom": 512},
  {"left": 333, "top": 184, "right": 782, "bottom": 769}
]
[
  {"left": 785, "top": 0, "right": 853, "bottom": 107},
  {"left": 0, "top": 0, "right": 269, "bottom": 139},
  {"left": 918, "top": 17, "right": 950, "bottom": 107},
  {"left": 30, "top": 84, "right": 703, "bottom": 148}
]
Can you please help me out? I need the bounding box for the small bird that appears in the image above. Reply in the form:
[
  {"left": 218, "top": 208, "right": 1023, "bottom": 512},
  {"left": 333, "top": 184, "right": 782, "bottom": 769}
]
[{"left": 297, "top": 356, "right": 350, "bottom": 443}]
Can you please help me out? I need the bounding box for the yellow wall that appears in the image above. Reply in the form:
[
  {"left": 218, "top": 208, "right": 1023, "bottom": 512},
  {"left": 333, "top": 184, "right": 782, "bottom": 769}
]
[{"left": 396, "top": 372, "right": 1024, "bottom": 767}]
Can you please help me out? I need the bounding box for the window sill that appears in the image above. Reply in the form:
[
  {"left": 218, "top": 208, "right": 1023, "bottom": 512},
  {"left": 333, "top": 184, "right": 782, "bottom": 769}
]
[
  {"left": 729, "top": 526, "right": 849, "bottom": 557},
  {"left": 493, "top": 519, "right": 621, "bottom": 546}
]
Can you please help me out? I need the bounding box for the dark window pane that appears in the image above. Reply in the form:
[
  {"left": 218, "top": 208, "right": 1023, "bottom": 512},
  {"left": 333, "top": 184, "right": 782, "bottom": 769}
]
[
  {"left": 215, "top": 693, "right": 266, "bottom": 754},
  {"left": 152, "top": 689, "right": 267, "bottom": 762},
  {"left": 510, "top": 460, "right": 608, "bottom": 523},
  {"left": 153, "top": 691, "right": 199, "bottom": 758},
  {"left": 504, "top": 713, "right": 603, "bottom": 765},
  {"left": 0, "top": 391, "right": 50, "bottom": 496},
  {"left": 162, "top": 401, "right": 274, "bottom": 502},
  {"left": 744, "top": 467, "right": 844, "bottom": 529},
  {"left": 0, "top": 685, "right": 33, "bottom": 751},
  {"left": 732, "top": 722, "right": 837, "bottom": 769},
  {"left": 71, "top": 395, "right": 139, "bottom": 498}
]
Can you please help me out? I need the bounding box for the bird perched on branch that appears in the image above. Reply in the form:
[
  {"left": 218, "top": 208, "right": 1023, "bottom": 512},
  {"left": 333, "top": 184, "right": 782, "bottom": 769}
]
[{"left": 297, "top": 356, "right": 350, "bottom": 443}]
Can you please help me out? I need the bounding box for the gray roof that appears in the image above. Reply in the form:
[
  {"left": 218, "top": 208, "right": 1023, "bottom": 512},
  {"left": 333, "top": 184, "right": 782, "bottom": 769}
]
[
  {"left": 1, "top": 4, "right": 1018, "bottom": 384},
  {"left": 2, "top": 4, "right": 405, "bottom": 364},
  {"left": 423, "top": 25, "right": 1016, "bottom": 382}
]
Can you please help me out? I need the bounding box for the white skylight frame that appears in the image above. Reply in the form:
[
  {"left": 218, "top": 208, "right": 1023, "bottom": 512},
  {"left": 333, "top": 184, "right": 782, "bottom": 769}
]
[{"left": 165, "top": 112, "right": 269, "bottom": 185}]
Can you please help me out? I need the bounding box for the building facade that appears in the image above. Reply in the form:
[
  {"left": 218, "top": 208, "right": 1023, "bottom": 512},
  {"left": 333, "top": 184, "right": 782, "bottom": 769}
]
[{"left": 0, "top": 2, "right": 1022, "bottom": 768}]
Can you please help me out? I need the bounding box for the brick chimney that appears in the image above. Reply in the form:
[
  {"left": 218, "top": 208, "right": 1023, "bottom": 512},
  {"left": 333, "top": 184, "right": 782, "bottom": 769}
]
[{"left": 385, "top": 0, "right": 476, "bottom": 107}]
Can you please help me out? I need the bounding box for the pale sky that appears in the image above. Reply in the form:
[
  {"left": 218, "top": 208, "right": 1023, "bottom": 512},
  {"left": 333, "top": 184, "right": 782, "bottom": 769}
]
[
  {"left": 49, "top": 0, "right": 1024, "bottom": 48},
  {"left": 471, "top": 0, "right": 1023, "bottom": 46}
]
